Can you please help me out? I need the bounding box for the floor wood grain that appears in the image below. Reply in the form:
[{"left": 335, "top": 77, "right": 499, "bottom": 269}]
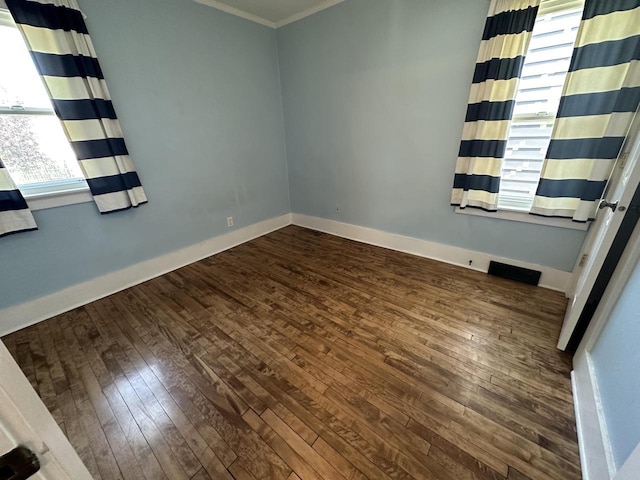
[{"left": 2, "top": 226, "right": 580, "bottom": 480}]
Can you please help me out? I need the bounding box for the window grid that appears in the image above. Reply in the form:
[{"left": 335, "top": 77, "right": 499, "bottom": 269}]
[{"left": 498, "top": 3, "right": 584, "bottom": 211}]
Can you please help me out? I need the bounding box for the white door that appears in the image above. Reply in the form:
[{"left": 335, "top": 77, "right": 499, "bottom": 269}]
[
  {"left": 0, "top": 341, "right": 92, "bottom": 479},
  {"left": 557, "top": 111, "right": 640, "bottom": 350},
  {"left": 572, "top": 222, "right": 640, "bottom": 480}
]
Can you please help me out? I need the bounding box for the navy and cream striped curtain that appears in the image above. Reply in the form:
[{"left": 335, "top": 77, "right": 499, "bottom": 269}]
[
  {"left": 6, "top": 0, "right": 147, "bottom": 214},
  {"left": 452, "top": 0, "right": 540, "bottom": 211},
  {"left": 0, "top": 160, "right": 37, "bottom": 237},
  {"left": 530, "top": 0, "right": 640, "bottom": 222}
]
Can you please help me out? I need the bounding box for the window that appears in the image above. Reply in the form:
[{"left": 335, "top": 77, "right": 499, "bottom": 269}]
[
  {"left": 497, "top": 0, "right": 584, "bottom": 211},
  {"left": 0, "top": 9, "right": 87, "bottom": 200}
]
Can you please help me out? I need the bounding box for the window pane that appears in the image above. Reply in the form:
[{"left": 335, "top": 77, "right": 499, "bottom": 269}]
[
  {"left": 512, "top": 8, "right": 583, "bottom": 118},
  {"left": 0, "top": 23, "right": 52, "bottom": 109},
  {"left": 0, "top": 10, "right": 85, "bottom": 193},
  {"left": 0, "top": 114, "right": 84, "bottom": 186},
  {"left": 498, "top": 2, "right": 584, "bottom": 211},
  {"left": 500, "top": 118, "right": 554, "bottom": 210}
]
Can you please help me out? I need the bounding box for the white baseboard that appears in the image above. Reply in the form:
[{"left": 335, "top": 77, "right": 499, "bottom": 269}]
[
  {"left": 0, "top": 213, "right": 292, "bottom": 337},
  {"left": 572, "top": 354, "right": 615, "bottom": 480},
  {"left": 291, "top": 213, "right": 573, "bottom": 293},
  {"left": 1, "top": 211, "right": 573, "bottom": 337}
]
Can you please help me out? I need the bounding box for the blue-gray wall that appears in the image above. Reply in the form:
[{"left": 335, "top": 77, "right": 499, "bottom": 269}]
[
  {"left": 0, "top": 0, "right": 290, "bottom": 310},
  {"left": 591, "top": 255, "right": 640, "bottom": 469},
  {"left": 277, "top": 0, "right": 586, "bottom": 271},
  {"left": 1, "top": 0, "right": 590, "bottom": 315}
]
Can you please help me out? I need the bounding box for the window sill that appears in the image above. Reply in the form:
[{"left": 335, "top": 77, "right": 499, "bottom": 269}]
[
  {"left": 455, "top": 207, "right": 589, "bottom": 231},
  {"left": 24, "top": 187, "right": 93, "bottom": 211}
]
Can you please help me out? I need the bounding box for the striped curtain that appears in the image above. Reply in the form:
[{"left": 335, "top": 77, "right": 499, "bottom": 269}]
[
  {"left": 452, "top": 0, "right": 540, "bottom": 211},
  {"left": 6, "top": 0, "right": 147, "bottom": 214},
  {"left": 530, "top": 0, "right": 640, "bottom": 222},
  {"left": 0, "top": 160, "right": 37, "bottom": 237}
]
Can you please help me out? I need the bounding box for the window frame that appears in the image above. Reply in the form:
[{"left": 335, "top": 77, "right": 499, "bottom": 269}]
[
  {"left": 0, "top": 7, "right": 92, "bottom": 210},
  {"left": 455, "top": 206, "right": 588, "bottom": 230}
]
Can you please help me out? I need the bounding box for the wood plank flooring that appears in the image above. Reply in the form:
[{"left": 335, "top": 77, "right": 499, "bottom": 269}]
[{"left": 2, "top": 225, "right": 580, "bottom": 480}]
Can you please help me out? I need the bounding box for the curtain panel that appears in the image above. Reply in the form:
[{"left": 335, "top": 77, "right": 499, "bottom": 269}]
[
  {"left": 6, "top": 0, "right": 147, "bottom": 214},
  {"left": 0, "top": 160, "right": 37, "bottom": 237},
  {"left": 530, "top": 0, "right": 640, "bottom": 222},
  {"left": 451, "top": 0, "right": 540, "bottom": 211}
]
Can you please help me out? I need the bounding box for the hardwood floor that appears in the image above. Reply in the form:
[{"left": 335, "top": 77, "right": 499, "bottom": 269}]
[{"left": 2, "top": 225, "right": 580, "bottom": 480}]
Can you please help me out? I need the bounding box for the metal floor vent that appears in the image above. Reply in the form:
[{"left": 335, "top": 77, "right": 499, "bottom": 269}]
[{"left": 488, "top": 261, "right": 541, "bottom": 286}]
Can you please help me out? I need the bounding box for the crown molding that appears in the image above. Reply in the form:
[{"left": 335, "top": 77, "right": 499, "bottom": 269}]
[
  {"left": 193, "top": 0, "right": 344, "bottom": 29},
  {"left": 275, "top": 0, "right": 344, "bottom": 28},
  {"left": 194, "top": 0, "right": 277, "bottom": 28}
]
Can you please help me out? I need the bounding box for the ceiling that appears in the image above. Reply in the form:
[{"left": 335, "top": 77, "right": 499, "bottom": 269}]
[{"left": 194, "top": 0, "right": 344, "bottom": 28}]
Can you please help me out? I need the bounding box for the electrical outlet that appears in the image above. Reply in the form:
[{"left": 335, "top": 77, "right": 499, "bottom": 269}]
[
  {"left": 227, "top": 216, "right": 234, "bottom": 227},
  {"left": 579, "top": 254, "right": 588, "bottom": 267}
]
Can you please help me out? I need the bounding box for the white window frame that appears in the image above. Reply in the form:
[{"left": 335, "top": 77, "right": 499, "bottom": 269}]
[
  {"left": 0, "top": 8, "right": 92, "bottom": 211},
  {"left": 455, "top": 206, "right": 588, "bottom": 230},
  {"left": 23, "top": 182, "right": 93, "bottom": 211}
]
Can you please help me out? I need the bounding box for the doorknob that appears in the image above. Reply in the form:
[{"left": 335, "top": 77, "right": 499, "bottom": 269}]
[
  {"left": 599, "top": 199, "right": 619, "bottom": 211},
  {"left": 0, "top": 446, "right": 40, "bottom": 480}
]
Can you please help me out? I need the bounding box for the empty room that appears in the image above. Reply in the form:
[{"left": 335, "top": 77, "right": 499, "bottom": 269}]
[{"left": 1, "top": 0, "right": 639, "bottom": 479}]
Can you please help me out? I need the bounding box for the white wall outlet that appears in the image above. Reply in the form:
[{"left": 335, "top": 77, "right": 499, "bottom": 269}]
[{"left": 227, "top": 216, "right": 234, "bottom": 227}]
